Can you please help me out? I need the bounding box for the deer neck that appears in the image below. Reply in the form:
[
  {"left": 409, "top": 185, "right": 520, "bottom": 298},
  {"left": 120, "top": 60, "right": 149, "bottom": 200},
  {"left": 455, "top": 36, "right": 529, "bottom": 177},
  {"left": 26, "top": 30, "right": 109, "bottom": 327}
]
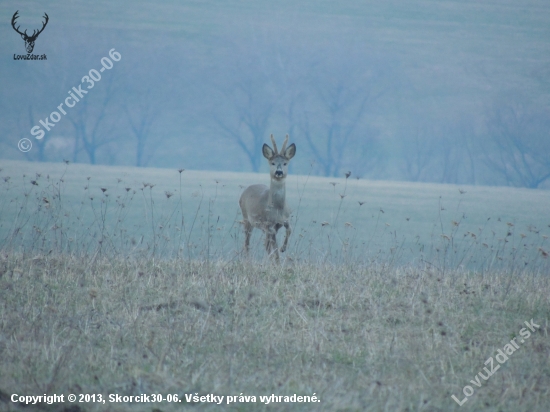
[{"left": 269, "top": 178, "right": 286, "bottom": 210}]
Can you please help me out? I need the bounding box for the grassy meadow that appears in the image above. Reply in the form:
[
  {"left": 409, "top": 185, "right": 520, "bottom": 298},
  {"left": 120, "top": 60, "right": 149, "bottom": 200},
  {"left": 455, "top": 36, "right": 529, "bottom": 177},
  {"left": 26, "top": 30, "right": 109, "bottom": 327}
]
[
  {"left": 1, "top": 160, "right": 549, "bottom": 270},
  {"left": 0, "top": 160, "right": 549, "bottom": 411}
]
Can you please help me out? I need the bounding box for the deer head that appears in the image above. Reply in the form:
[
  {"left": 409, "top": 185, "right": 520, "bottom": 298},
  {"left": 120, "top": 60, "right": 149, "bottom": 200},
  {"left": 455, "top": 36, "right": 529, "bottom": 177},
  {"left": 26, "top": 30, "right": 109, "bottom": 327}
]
[
  {"left": 262, "top": 134, "right": 296, "bottom": 181},
  {"left": 12, "top": 11, "right": 49, "bottom": 54}
]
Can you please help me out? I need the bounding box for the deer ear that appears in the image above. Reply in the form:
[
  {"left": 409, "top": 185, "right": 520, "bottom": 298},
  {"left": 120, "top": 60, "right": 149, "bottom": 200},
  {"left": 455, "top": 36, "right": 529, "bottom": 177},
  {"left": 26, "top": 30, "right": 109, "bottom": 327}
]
[
  {"left": 284, "top": 143, "right": 296, "bottom": 160},
  {"left": 262, "top": 144, "right": 274, "bottom": 159}
]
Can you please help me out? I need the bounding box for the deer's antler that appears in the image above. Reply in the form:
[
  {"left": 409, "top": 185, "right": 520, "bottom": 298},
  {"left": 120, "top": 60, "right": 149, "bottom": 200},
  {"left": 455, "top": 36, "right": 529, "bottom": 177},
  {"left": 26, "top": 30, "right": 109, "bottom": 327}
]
[
  {"left": 270, "top": 134, "right": 278, "bottom": 155},
  {"left": 11, "top": 11, "right": 49, "bottom": 40},
  {"left": 30, "top": 13, "right": 49, "bottom": 39},
  {"left": 11, "top": 11, "right": 25, "bottom": 36},
  {"left": 32, "top": 13, "right": 50, "bottom": 37},
  {"left": 281, "top": 134, "right": 289, "bottom": 153}
]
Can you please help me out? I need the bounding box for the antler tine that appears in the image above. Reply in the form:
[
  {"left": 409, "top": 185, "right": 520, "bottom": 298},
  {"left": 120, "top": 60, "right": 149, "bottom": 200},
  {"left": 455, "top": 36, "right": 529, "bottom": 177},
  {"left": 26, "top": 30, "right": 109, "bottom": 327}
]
[
  {"left": 270, "top": 134, "right": 278, "bottom": 154},
  {"left": 30, "top": 13, "right": 49, "bottom": 38},
  {"left": 36, "top": 13, "right": 49, "bottom": 36},
  {"left": 11, "top": 11, "right": 25, "bottom": 36},
  {"left": 281, "top": 134, "right": 289, "bottom": 152}
]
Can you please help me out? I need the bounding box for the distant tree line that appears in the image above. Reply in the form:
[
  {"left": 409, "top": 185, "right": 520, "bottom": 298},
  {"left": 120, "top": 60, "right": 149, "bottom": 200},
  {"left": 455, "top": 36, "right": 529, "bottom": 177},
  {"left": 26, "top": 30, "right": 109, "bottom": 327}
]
[{"left": 2, "top": 30, "right": 549, "bottom": 189}]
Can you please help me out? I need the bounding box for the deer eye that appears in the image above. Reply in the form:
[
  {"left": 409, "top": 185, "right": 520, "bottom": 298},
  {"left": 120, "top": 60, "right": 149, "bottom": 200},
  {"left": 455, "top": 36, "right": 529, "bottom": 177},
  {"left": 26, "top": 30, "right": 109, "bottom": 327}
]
[
  {"left": 284, "top": 163, "right": 287, "bottom": 166},
  {"left": 271, "top": 162, "right": 275, "bottom": 165}
]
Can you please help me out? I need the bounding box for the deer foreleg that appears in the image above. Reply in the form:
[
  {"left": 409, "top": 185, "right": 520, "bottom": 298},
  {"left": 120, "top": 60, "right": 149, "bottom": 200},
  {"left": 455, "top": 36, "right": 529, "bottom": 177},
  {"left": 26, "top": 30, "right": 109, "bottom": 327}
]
[
  {"left": 243, "top": 221, "right": 252, "bottom": 254},
  {"left": 265, "top": 226, "right": 280, "bottom": 262},
  {"left": 281, "top": 221, "right": 291, "bottom": 253}
]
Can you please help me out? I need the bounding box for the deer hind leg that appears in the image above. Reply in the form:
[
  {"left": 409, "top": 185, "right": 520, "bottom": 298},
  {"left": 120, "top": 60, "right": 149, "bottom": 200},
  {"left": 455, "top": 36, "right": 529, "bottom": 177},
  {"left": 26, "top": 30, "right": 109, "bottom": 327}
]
[
  {"left": 281, "top": 221, "right": 291, "bottom": 253},
  {"left": 243, "top": 220, "right": 253, "bottom": 254}
]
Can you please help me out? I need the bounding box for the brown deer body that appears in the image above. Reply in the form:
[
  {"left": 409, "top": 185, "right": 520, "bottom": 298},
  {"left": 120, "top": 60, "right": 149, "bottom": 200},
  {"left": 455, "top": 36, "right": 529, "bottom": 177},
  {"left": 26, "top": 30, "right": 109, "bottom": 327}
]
[{"left": 239, "top": 134, "right": 296, "bottom": 261}]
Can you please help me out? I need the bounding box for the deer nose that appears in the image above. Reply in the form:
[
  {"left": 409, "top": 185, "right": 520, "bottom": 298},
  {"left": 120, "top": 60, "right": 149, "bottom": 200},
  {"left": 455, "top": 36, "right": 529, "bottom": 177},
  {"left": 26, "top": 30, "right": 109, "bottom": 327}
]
[{"left": 275, "top": 170, "right": 283, "bottom": 177}]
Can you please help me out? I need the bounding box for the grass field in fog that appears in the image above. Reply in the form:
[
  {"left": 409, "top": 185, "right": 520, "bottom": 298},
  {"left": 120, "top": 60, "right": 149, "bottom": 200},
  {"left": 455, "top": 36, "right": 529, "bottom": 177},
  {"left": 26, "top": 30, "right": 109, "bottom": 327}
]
[
  {"left": 0, "top": 160, "right": 549, "bottom": 411},
  {"left": 1, "top": 160, "right": 549, "bottom": 271}
]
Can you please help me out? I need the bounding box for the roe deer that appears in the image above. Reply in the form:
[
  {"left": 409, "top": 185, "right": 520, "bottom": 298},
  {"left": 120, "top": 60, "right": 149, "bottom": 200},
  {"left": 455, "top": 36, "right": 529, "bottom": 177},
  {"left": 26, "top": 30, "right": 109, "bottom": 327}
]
[{"left": 239, "top": 134, "right": 296, "bottom": 261}]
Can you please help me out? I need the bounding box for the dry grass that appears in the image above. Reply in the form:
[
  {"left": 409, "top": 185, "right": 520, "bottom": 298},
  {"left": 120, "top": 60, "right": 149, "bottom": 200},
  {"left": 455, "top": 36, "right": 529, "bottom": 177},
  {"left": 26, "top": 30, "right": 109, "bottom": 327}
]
[
  {"left": 0, "top": 255, "right": 549, "bottom": 411},
  {"left": 0, "top": 160, "right": 549, "bottom": 411},
  {"left": 1, "top": 160, "right": 549, "bottom": 271}
]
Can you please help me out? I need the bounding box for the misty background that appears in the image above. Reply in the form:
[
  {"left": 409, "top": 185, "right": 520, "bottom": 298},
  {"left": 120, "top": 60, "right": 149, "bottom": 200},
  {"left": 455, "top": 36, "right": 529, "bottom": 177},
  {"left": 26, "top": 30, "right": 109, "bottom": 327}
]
[{"left": 2, "top": 0, "right": 550, "bottom": 188}]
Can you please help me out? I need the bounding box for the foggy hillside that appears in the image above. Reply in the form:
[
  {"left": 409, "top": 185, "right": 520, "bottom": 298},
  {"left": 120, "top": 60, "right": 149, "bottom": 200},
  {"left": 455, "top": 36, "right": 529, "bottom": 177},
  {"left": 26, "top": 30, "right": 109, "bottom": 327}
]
[{"left": 2, "top": 0, "right": 550, "bottom": 188}]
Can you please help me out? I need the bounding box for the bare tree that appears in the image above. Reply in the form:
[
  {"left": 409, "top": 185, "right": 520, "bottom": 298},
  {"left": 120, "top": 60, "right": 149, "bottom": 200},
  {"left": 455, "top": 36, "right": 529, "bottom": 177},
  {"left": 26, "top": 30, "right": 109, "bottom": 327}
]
[
  {"left": 399, "top": 125, "right": 437, "bottom": 182},
  {"left": 214, "top": 80, "right": 275, "bottom": 172},
  {"left": 22, "top": 106, "right": 47, "bottom": 162},
  {"left": 438, "top": 130, "right": 464, "bottom": 185},
  {"left": 67, "top": 75, "right": 120, "bottom": 164},
  {"left": 398, "top": 114, "right": 478, "bottom": 184},
  {"left": 482, "top": 99, "right": 550, "bottom": 188},
  {"left": 347, "top": 125, "right": 385, "bottom": 179},
  {"left": 5, "top": 105, "right": 49, "bottom": 162},
  {"left": 210, "top": 37, "right": 293, "bottom": 172},
  {"left": 124, "top": 90, "right": 160, "bottom": 167},
  {"left": 292, "top": 50, "right": 389, "bottom": 177}
]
